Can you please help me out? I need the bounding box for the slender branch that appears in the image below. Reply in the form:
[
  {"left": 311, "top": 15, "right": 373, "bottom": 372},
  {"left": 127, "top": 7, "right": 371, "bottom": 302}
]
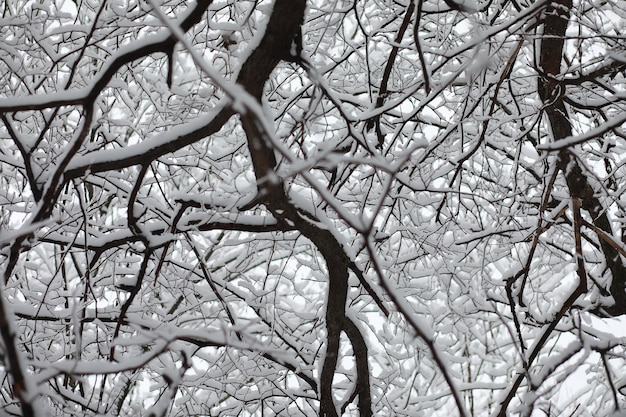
[
  {"left": 365, "top": 239, "right": 470, "bottom": 417},
  {"left": 0, "top": 1, "right": 214, "bottom": 113},
  {"left": 365, "top": 0, "right": 415, "bottom": 148}
]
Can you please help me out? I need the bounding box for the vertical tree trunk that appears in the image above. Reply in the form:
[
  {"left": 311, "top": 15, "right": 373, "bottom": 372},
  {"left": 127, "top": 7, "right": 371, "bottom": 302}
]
[{"left": 538, "top": 0, "right": 626, "bottom": 315}]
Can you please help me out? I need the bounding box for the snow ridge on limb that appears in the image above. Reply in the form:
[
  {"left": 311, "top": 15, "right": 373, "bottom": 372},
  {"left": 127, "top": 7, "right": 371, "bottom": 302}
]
[{"left": 0, "top": 1, "right": 214, "bottom": 112}]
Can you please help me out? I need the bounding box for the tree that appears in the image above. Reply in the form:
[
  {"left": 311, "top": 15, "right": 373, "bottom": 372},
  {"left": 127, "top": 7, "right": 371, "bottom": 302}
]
[{"left": 0, "top": 0, "right": 625, "bottom": 415}]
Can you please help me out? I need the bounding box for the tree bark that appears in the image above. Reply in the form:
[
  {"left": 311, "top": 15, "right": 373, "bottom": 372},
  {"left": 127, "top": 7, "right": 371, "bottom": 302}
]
[
  {"left": 538, "top": 0, "right": 626, "bottom": 316},
  {"left": 235, "top": 1, "right": 371, "bottom": 415}
]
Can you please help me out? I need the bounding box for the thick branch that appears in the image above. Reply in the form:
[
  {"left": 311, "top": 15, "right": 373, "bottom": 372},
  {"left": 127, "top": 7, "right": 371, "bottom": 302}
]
[
  {"left": 343, "top": 317, "right": 372, "bottom": 417},
  {"left": 498, "top": 1, "right": 626, "bottom": 414},
  {"left": 0, "top": 286, "right": 37, "bottom": 417},
  {"left": 0, "top": 1, "right": 213, "bottom": 113},
  {"left": 536, "top": 0, "right": 626, "bottom": 316},
  {"left": 365, "top": 1, "right": 415, "bottom": 148},
  {"left": 233, "top": 1, "right": 371, "bottom": 415}
]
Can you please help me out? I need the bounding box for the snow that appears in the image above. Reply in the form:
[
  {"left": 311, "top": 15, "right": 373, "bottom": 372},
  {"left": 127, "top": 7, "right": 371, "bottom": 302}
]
[
  {"left": 1, "top": 0, "right": 625, "bottom": 416},
  {"left": 66, "top": 103, "right": 227, "bottom": 175},
  {"left": 0, "top": 219, "right": 54, "bottom": 248},
  {"left": 537, "top": 112, "right": 626, "bottom": 151},
  {"left": 0, "top": 281, "right": 42, "bottom": 415}
]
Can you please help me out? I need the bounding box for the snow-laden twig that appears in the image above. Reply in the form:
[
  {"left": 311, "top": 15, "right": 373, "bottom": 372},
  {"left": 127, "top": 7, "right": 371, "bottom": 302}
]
[{"left": 364, "top": 238, "right": 470, "bottom": 417}]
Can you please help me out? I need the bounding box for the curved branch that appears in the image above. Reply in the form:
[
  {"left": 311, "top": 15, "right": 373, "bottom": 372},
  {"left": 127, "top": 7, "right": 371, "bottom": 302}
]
[
  {"left": 0, "top": 1, "right": 214, "bottom": 113},
  {"left": 227, "top": 1, "right": 359, "bottom": 415},
  {"left": 365, "top": 1, "right": 415, "bottom": 149},
  {"left": 342, "top": 316, "right": 372, "bottom": 417}
]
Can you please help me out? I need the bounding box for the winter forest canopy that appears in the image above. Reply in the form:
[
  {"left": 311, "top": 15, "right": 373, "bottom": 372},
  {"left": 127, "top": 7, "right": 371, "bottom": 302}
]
[{"left": 0, "top": 0, "right": 626, "bottom": 415}]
